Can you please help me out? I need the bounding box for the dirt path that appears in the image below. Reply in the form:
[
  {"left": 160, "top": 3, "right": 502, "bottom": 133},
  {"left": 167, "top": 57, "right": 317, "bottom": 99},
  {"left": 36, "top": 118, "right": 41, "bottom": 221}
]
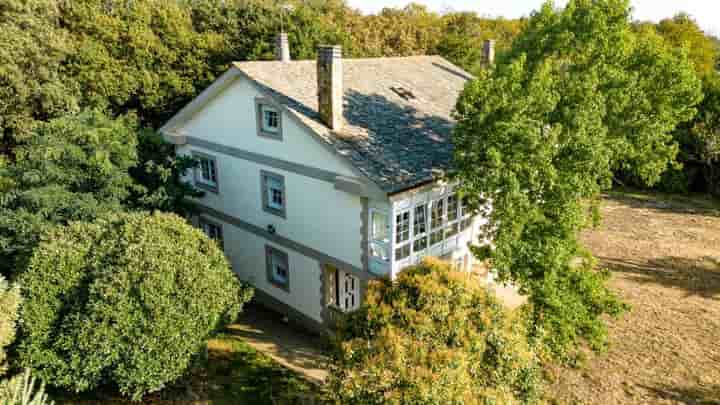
[{"left": 550, "top": 193, "right": 720, "bottom": 404}]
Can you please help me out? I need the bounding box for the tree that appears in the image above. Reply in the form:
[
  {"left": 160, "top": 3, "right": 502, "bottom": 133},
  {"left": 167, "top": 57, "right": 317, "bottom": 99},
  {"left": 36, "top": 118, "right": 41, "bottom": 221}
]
[
  {"left": 0, "top": 0, "right": 78, "bottom": 151},
  {"left": 19, "top": 212, "right": 252, "bottom": 400},
  {"left": 655, "top": 14, "right": 719, "bottom": 77},
  {"left": 682, "top": 76, "right": 720, "bottom": 195},
  {"left": 452, "top": 0, "right": 702, "bottom": 359},
  {"left": 327, "top": 258, "right": 541, "bottom": 404},
  {"left": 0, "top": 110, "right": 138, "bottom": 277}
]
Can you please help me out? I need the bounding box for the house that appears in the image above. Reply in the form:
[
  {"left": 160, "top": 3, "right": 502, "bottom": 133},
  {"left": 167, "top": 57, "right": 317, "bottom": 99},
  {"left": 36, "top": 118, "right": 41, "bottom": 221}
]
[{"left": 160, "top": 34, "right": 494, "bottom": 333}]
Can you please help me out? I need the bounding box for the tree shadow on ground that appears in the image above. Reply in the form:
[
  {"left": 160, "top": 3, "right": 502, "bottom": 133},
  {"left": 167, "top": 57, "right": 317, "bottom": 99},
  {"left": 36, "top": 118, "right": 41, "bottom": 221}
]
[
  {"left": 639, "top": 383, "right": 720, "bottom": 405},
  {"left": 599, "top": 255, "right": 720, "bottom": 300}
]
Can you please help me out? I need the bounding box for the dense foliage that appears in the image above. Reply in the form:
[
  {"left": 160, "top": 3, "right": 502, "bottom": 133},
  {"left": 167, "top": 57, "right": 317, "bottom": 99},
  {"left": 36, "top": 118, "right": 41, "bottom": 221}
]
[
  {"left": 0, "top": 110, "right": 137, "bottom": 278},
  {"left": 18, "top": 212, "right": 252, "bottom": 400},
  {"left": 452, "top": 0, "right": 703, "bottom": 359},
  {"left": 0, "top": 276, "right": 21, "bottom": 377},
  {"left": 328, "top": 258, "right": 541, "bottom": 404}
]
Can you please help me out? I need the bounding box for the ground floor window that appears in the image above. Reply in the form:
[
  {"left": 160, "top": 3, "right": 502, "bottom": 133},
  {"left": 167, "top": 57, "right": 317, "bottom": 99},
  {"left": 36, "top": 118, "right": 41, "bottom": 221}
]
[
  {"left": 266, "top": 245, "right": 290, "bottom": 292},
  {"left": 325, "top": 265, "right": 360, "bottom": 312},
  {"left": 199, "top": 217, "right": 223, "bottom": 249}
]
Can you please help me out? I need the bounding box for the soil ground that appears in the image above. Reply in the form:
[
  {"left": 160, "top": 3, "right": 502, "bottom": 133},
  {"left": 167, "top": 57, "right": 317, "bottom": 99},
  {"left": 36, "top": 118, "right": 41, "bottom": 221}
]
[{"left": 549, "top": 191, "right": 720, "bottom": 404}]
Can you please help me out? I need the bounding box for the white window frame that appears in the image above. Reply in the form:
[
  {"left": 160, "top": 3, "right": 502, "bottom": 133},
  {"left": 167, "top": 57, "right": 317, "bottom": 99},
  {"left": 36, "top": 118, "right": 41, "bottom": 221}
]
[
  {"left": 262, "top": 105, "right": 280, "bottom": 133},
  {"left": 256, "top": 98, "right": 283, "bottom": 140},
  {"left": 369, "top": 208, "right": 390, "bottom": 264},
  {"left": 412, "top": 203, "right": 429, "bottom": 255},
  {"left": 326, "top": 266, "right": 360, "bottom": 312},
  {"left": 429, "top": 197, "right": 446, "bottom": 247},
  {"left": 393, "top": 209, "right": 411, "bottom": 261}
]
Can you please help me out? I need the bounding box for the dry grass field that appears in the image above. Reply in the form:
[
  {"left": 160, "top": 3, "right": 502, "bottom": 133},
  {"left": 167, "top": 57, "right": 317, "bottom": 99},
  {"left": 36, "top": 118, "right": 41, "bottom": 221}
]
[{"left": 549, "top": 191, "right": 720, "bottom": 404}]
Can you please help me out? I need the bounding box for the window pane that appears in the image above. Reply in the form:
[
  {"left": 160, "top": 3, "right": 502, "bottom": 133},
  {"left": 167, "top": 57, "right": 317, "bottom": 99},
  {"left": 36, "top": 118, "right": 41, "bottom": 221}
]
[
  {"left": 262, "top": 106, "right": 279, "bottom": 132},
  {"left": 430, "top": 230, "right": 443, "bottom": 246},
  {"left": 431, "top": 199, "right": 445, "bottom": 229},
  {"left": 461, "top": 217, "right": 473, "bottom": 231},
  {"left": 272, "top": 253, "right": 288, "bottom": 283},
  {"left": 445, "top": 222, "right": 459, "bottom": 237},
  {"left": 394, "top": 244, "right": 410, "bottom": 261},
  {"left": 395, "top": 211, "right": 410, "bottom": 243},
  {"left": 413, "top": 237, "right": 427, "bottom": 253},
  {"left": 370, "top": 241, "right": 389, "bottom": 261},
  {"left": 371, "top": 211, "right": 389, "bottom": 242},
  {"left": 447, "top": 194, "right": 458, "bottom": 222},
  {"left": 414, "top": 204, "right": 427, "bottom": 236}
]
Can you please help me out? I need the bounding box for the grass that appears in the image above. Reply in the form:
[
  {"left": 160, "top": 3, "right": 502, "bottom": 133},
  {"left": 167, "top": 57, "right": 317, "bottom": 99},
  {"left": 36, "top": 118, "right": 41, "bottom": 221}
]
[
  {"left": 548, "top": 190, "right": 720, "bottom": 404},
  {"left": 53, "top": 334, "right": 323, "bottom": 404}
]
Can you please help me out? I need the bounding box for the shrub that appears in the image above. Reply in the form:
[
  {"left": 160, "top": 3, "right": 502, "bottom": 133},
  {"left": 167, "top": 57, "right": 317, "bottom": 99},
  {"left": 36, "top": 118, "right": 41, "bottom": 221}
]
[
  {"left": 19, "top": 212, "right": 253, "bottom": 400},
  {"left": 327, "top": 258, "right": 542, "bottom": 404},
  {"left": 0, "top": 276, "right": 21, "bottom": 377}
]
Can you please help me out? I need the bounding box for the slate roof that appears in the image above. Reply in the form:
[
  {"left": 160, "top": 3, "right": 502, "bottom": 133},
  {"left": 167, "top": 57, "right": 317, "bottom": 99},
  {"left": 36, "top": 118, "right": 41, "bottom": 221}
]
[{"left": 233, "top": 56, "right": 473, "bottom": 194}]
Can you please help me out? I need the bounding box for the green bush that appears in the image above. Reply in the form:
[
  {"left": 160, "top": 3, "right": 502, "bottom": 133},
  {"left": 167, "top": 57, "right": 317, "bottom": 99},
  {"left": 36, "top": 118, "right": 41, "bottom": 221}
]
[
  {"left": 327, "top": 258, "right": 542, "bottom": 404},
  {"left": 0, "top": 276, "right": 21, "bottom": 377},
  {"left": 19, "top": 212, "right": 253, "bottom": 400}
]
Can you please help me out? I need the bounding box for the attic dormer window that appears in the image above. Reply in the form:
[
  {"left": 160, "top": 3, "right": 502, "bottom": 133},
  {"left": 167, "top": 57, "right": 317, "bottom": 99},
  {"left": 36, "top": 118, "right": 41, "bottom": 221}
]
[{"left": 390, "top": 86, "right": 416, "bottom": 101}]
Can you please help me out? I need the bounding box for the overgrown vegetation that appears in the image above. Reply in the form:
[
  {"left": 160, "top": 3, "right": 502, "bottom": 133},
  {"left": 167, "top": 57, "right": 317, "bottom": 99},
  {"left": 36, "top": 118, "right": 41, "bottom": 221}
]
[
  {"left": 452, "top": 0, "right": 703, "bottom": 359},
  {"left": 18, "top": 212, "right": 252, "bottom": 400},
  {"left": 328, "top": 258, "right": 542, "bottom": 404}
]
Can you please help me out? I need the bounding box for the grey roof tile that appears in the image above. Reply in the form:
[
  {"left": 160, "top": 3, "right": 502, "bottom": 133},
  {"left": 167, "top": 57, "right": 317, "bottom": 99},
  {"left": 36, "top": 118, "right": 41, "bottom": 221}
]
[{"left": 233, "top": 56, "right": 472, "bottom": 194}]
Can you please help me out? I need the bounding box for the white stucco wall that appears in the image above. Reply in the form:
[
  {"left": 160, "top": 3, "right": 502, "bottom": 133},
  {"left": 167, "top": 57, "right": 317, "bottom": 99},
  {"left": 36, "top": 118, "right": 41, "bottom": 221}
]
[
  {"left": 172, "top": 75, "right": 387, "bottom": 323},
  {"left": 218, "top": 216, "right": 324, "bottom": 323},
  {"left": 181, "top": 77, "right": 357, "bottom": 178}
]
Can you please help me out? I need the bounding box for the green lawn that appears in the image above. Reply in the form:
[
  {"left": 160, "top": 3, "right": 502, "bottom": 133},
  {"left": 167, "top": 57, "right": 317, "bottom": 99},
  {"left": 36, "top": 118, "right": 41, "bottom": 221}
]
[{"left": 53, "top": 334, "right": 323, "bottom": 404}]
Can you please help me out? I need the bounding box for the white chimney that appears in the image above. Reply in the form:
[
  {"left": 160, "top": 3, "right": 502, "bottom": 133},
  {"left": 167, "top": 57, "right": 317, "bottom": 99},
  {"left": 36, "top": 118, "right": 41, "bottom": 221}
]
[
  {"left": 317, "top": 45, "right": 343, "bottom": 130},
  {"left": 276, "top": 33, "right": 290, "bottom": 62},
  {"left": 483, "top": 39, "right": 496, "bottom": 66}
]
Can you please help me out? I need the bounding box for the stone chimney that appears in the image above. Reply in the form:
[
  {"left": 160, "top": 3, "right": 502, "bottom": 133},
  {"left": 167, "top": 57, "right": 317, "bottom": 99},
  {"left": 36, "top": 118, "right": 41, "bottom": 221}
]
[
  {"left": 482, "top": 39, "right": 496, "bottom": 66},
  {"left": 317, "top": 45, "right": 343, "bottom": 130},
  {"left": 276, "top": 33, "right": 290, "bottom": 62}
]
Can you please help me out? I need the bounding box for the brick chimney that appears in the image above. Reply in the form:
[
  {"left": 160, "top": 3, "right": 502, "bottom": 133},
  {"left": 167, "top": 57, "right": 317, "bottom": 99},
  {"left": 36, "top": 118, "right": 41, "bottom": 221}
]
[
  {"left": 276, "top": 33, "right": 290, "bottom": 62},
  {"left": 483, "top": 39, "right": 496, "bottom": 66},
  {"left": 317, "top": 45, "right": 343, "bottom": 130}
]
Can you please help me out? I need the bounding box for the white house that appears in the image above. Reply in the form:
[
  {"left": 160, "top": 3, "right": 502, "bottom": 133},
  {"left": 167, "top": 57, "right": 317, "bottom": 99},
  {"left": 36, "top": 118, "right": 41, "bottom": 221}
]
[{"left": 160, "top": 34, "right": 492, "bottom": 333}]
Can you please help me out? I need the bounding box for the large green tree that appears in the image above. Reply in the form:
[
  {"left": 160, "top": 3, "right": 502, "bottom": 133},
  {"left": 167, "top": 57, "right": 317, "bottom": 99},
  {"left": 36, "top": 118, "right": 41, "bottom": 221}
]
[
  {"left": 0, "top": 110, "right": 138, "bottom": 277},
  {"left": 452, "top": 0, "right": 702, "bottom": 359}
]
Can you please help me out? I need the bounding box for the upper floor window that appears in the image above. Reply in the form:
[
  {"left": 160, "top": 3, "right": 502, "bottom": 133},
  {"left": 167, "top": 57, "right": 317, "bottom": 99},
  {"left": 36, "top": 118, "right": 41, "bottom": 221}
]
[
  {"left": 261, "top": 170, "right": 286, "bottom": 218},
  {"left": 256, "top": 98, "right": 283, "bottom": 140},
  {"left": 394, "top": 210, "right": 411, "bottom": 261},
  {"left": 262, "top": 106, "right": 280, "bottom": 133},
  {"left": 192, "top": 152, "right": 219, "bottom": 193}
]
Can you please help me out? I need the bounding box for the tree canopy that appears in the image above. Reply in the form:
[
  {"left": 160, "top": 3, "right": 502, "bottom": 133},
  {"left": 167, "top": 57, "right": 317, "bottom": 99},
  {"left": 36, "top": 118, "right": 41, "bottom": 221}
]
[
  {"left": 452, "top": 0, "right": 703, "bottom": 359},
  {"left": 328, "top": 258, "right": 541, "bottom": 404}
]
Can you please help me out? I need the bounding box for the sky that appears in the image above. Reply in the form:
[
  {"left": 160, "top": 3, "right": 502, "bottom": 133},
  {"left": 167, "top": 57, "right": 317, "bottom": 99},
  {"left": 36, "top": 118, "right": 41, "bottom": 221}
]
[{"left": 347, "top": 0, "right": 720, "bottom": 36}]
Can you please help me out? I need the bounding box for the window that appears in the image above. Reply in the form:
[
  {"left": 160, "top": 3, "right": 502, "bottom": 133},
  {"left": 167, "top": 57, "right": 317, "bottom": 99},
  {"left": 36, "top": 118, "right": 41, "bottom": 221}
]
[
  {"left": 461, "top": 217, "right": 473, "bottom": 231},
  {"left": 370, "top": 209, "right": 390, "bottom": 262},
  {"left": 266, "top": 245, "right": 289, "bottom": 291},
  {"left": 447, "top": 194, "right": 459, "bottom": 222},
  {"left": 445, "top": 222, "right": 459, "bottom": 237},
  {"left": 199, "top": 218, "right": 223, "bottom": 246},
  {"left": 430, "top": 229, "right": 444, "bottom": 246},
  {"left": 413, "top": 204, "right": 427, "bottom": 236},
  {"left": 261, "top": 171, "right": 286, "bottom": 218},
  {"left": 256, "top": 99, "right": 283, "bottom": 140},
  {"left": 395, "top": 211, "right": 410, "bottom": 244},
  {"left": 395, "top": 244, "right": 410, "bottom": 260},
  {"left": 326, "top": 266, "right": 360, "bottom": 312},
  {"left": 262, "top": 106, "right": 280, "bottom": 133},
  {"left": 193, "top": 152, "right": 218, "bottom": 193},
  {"left": 431, "top": 199, "right": 445, "bottom": 229}
]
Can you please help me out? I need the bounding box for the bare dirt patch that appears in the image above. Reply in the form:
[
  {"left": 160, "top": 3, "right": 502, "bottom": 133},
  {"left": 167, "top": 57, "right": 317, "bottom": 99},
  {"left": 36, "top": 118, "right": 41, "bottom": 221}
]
[{"left": 549, "top": 192, "right": 720, "bottom": 404}]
